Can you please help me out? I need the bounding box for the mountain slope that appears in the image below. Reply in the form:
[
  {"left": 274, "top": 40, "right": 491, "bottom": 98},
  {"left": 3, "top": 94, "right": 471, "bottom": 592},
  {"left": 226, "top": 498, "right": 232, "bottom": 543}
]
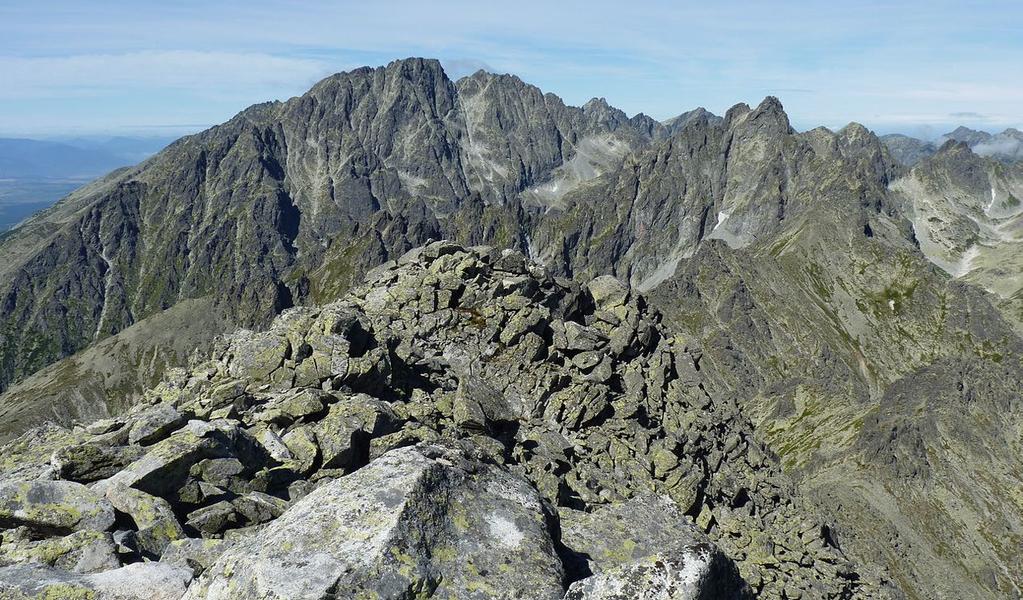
[
  {"left": 891, "top": 141, "right": 1023, "bottom": 327},
  {"left": 0, "top": 59, "right": 666, "bottom": 394},
  {"left": 882, "top": 127, "right": 1023, "bottom": 166}
]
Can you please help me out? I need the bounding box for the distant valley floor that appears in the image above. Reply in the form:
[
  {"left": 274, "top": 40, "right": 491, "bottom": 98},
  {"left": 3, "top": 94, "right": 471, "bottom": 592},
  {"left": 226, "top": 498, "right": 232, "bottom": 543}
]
[{"left": 0, "top": 178, "right": 86, "bottom": 230}]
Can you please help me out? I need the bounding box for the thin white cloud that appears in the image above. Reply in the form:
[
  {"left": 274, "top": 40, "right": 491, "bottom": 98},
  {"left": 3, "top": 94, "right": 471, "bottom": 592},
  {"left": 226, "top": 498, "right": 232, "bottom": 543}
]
[
  {"left": 1, "top": 0, "right": 1021, "bottom": 135},
  {"left": 0, "top": 51, "right": 335, "bottom": 99},
  {"left": 974, "top": 136, "right": 1023, "bottom": 159}
]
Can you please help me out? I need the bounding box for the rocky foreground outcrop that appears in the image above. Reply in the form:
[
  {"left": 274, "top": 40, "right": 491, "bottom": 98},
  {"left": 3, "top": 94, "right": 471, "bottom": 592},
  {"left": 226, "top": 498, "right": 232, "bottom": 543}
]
[{"left": 0, "top": 242, "right": 896, "bottom": 598}]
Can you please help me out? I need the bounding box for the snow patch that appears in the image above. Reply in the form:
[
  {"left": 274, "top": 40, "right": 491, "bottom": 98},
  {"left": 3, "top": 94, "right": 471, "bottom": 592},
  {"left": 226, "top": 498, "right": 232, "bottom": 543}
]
[
  {"left": 397, "top": 170, "right": 428, "bottom": 191},
  {"left": 712, "top": 210, "right": 731, "bottom": 232},
  {"left": 522, "top": 134, "right": 630, "bottom": 207},
  {"left": 953, "top": 244, "right": 981, "bottom": 277}
]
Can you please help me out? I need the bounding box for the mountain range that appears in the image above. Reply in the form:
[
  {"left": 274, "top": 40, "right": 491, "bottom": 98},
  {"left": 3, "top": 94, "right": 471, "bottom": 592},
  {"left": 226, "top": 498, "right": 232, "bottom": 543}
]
[
  {"left": 881, "top": 126, "right": 1023, "bottom": 167},
  {"left": 0, "top": 58, "right": 1021, "bottom": 599}
]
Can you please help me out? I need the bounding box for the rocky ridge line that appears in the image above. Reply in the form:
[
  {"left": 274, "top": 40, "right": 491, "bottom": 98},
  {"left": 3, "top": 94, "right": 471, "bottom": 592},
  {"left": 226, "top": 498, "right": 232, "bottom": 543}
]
[{"left": 0, "top": 241, "right": 896, "bottom": 599}]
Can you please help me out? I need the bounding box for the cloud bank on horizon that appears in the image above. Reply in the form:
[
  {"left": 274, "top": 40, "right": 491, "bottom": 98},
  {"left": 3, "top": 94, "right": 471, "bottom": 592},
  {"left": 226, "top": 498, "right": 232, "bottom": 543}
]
[{"left": 0, "top": 0, "right": 1020, "bottom": 138}]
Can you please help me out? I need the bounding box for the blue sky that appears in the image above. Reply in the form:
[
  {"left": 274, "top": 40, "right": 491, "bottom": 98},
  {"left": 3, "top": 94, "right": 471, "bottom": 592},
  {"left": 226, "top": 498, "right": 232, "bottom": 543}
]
[{"left": 1, "top": 0, "right": 1021, "bottom": 139}]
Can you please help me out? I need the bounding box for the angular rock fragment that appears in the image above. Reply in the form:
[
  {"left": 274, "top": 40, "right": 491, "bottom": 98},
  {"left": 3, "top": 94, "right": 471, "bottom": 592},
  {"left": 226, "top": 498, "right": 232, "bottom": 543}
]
[
  {"left": 559, "top": 494, "right": 750, "bottom": 600},
  {"left": 51, "top": 443, "right": 144, "bottom": 483},
  {"left": 565, "top": 548, "right": 751, "bottom": 600},
  {"left": 0, "top": 480, "right": 115, "bottom": 535},
  {"left": 185, "top": 501, "right": 240, "bottom": 538},
  {"left": 231, "top": 491, "right": 288, "bottom": 526},
  {"left": 281, "top": 426, "right": 319, "bottom": 474},
  {"left": 128, "top": 404, "right": 187, "bottom": 445},
  {"left": 313, "top": 394, "right": 398, "bottom": 471},
  {"left": 160, "top": 538, "right": 232, "bottom": 576},
  {"left": 103, "top": 484, "right": 185, "bottom": 558},
  {"left": 0, "top": 528, "right": 120, "bottom": 574},
  {"left": 587, "top": 275, "right": 629, "bottom": 310}
]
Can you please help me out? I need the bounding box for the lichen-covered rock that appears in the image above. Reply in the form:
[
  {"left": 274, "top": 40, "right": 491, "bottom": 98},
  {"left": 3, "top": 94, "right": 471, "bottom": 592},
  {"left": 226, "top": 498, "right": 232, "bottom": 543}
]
[
  {"left": 94, "top": 420, "right": 266, "bottom": 498},
  {"left": 183, "top": 444, "right": 566, "bottom": 600},
  {"left": 0, "top": 528, "right": 120, "bottom": 574},
  {"left": 0, "top": 561, "right": 192, "bottom": 599},
  {"left": 230, "top": 491, "right": 287, "bottom": 526},
  {"left": 565, "top": 548, "right": 751, "bottom": 600},
  {"left": 102, "top": 484, "right": 184, "bottom": 559},
  {"left": 0, "top": 480, "right": 115, "bottom": 535},
  {"left": 127, "top": 404, "right": 187, "bottom": 445},
  {"left": 185, "top": 501, "right": 239, "bottom": 538},
  {"left": 51, "top": 443, "right": 144, "bottom": 483},
  {"left": 280, "top": 425, "right": 319, "bottom": 474},
  {"left": 559, "top": 495, "right": 725, "bottom": 578},
  {"left": 313, "top": 394, "right": 398, "bottom": 471},
  {"left": 160, "top": 538, "right": 232, "bottom": 577},
  {"left": 587, "top": 276, "right": 629, "bottom": 311}
]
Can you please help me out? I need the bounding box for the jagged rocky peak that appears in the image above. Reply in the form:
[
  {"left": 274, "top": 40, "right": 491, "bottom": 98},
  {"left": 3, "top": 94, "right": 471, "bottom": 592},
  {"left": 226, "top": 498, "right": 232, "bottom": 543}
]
[
  {"left": 0, "top": 57, "right": 667, "bottom": 399},
  {"left": 722, "top": 96, "right": 793, "bottom": 135},
  {"left": 0, "top": 240, "right": 895, "bottom": 599},
  {"left": 880, "top": 133, "right": 938, "bottom": 166},
  {"left": 884, "top": 126, "right": 1023, "bottom": 166},
  {"left": 920, "top": 139, "right": 991, "bottom": 191},
  {"left": 942, "top": 125, "right": 993, "bottom": 146},
  {"left": 837, "top": 121, "right": 873, "bottom": 142}
]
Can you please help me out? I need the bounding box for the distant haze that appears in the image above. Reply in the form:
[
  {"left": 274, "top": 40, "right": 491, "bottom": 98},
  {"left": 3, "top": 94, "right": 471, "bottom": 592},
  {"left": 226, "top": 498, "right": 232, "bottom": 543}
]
[{"left": 0, "top": 135, "right": 175, "bottom": 230}]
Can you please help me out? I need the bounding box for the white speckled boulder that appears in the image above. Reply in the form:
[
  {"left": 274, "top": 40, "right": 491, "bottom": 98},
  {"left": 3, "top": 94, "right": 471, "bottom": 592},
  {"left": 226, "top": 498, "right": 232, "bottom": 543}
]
[{"left": 183, "top": 443, "right": 566, "bottom": 600}]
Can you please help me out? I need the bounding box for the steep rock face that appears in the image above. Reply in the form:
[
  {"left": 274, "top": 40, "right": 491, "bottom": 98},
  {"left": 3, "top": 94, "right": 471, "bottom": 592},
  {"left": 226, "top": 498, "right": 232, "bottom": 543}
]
[
  {"left": 648, "top": 155, "right": 1023, "bottom": 599},
  {"left": 890, "top": 141, "right": 1023, "bottom": 326},
  {"left": 0, "top": 59, "right": 664, "bottom": 395},
  {"left": 0, "top": 242, "right": 894, "bottom": 599},
  {"left": 530, "top": 107, "right": 903, "bottom": 292},
  {"left": 880, "top": 134, "right": 938, "bottom": 166}
]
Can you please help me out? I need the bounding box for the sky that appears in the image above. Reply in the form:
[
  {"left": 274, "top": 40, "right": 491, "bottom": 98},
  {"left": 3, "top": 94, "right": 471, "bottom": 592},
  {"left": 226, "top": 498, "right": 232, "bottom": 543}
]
[{"left": 1, "top": 0, "right": 1021, "bottom": 139}]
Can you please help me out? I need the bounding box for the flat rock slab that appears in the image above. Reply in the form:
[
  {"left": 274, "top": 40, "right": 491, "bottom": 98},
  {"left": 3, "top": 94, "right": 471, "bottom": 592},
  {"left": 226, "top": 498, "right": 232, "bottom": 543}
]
[{"left": 128, "top": 404, "right": 187, "bottom": 445}]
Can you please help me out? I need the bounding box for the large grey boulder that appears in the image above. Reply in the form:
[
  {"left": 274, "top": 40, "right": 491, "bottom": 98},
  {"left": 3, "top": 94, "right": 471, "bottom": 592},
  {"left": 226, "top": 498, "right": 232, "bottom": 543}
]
[
  {"left": 0, "top": 528, "right": 120, "bottom": 574},
  {"left": 564, "top": 548, "right": 748, "bottom": 600},
  {"left": 0, "top": 480, "right": 115, "bottom": 535},
  {"left": 183, "top": 443, "right": 566, "bottom": 600},
  {"left": 102, "top": 484, "right": 185, "bottom": 558},
  {"left": 127, "top": 404, "right": 187, "bottom": 446},
  {"left": 560, "top": 495, "right": 751, "bottom": 600},
  {"left": 51, "top": 442, "right": 145, "bottom": 483}
]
